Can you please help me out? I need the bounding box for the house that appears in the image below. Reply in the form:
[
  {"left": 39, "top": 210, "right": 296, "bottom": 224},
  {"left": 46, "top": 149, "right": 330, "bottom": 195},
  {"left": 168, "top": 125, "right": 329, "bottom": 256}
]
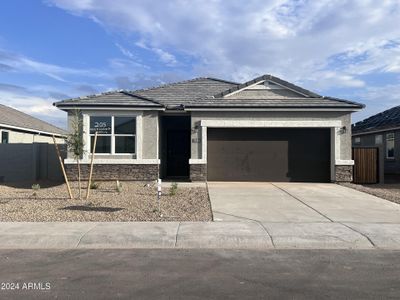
[
  {"left": 54, "top": 74, "right": 363, "bottom": 182},
  {"left": 352, "top": 105, "right": 400, "bottom": 178},
  {"left": 0, "top": 104, "right": 66, "bottom": 144},
  {"left": 0, "top": 104, "right": 67, "bottom": 182}
]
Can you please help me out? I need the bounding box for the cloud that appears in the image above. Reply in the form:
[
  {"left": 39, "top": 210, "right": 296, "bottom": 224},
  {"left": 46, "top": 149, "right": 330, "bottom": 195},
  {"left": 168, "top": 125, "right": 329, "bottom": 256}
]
[
  {"left": 0, "top": 49, "right": 107, "bottom": 82},
  {"left": 45, "top": 0, "right": 400, "bottom": 89},
  {"left": 114, "top": 73, "right": 185, "bottom": 90},
  {"left": 0, "top": 81, "right": 71, "bottom": 128}
]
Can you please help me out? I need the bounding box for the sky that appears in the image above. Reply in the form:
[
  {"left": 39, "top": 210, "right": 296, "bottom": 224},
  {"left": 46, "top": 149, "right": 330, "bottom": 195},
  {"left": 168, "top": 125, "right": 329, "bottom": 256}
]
[{"left": 0, "top": 0, "right": 399, "bottom": 129}]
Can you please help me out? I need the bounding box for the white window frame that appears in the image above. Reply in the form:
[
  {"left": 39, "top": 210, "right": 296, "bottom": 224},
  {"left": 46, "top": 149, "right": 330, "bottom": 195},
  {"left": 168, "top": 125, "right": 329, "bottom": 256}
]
[
  {"left": 87, "top": 114, "right": 139, "bottom": 156},
  {"left": 113, "top": 116, "right": 137, "bottom": 155},
  {"left": 386, "top": 132, "right": 395, "bottom": 159}
]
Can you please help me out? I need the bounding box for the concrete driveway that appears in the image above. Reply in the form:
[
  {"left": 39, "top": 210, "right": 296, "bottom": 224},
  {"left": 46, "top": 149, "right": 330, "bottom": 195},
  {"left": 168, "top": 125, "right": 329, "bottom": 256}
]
[
  {"left": 208, "top": 182, "right": 400, "bottom": 249},
  {"left": 208, "top": 182, "right": 400, "bottom": 223}
]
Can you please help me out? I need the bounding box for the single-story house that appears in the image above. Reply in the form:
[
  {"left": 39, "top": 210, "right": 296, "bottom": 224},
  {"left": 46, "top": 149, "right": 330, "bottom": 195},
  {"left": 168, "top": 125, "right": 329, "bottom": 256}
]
[
  {"left": 0, "top": 104, "right": 66, "bottom": 144},
  {"left": 54, "top": 74, "right": 363, "bottom": 182},
  {"left": 352, "top": 105, "right": 400, "bottom": 178}
]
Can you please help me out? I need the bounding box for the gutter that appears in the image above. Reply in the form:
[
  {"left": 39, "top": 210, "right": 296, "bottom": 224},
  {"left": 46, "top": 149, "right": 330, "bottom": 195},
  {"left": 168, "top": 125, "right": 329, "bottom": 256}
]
[{"left": 0, "top": 123, "right": 66, "bottom": 138}]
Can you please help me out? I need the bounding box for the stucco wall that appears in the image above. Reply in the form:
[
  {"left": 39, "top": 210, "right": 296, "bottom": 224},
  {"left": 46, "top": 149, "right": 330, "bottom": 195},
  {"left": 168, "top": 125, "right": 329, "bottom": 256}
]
[
  {"left": 190, "top": 110, "right": 353, "bottom": 161},
  {"left": 142, "top": 111, "right": 158, "bottom": 159},
  {"left": 0, "top": 129, "right": 64, "bottom": 144}
]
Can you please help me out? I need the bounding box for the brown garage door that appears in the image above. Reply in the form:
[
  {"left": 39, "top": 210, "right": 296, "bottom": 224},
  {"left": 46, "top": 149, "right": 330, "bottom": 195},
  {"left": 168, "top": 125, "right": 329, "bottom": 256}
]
[{"left": 207, "top": 128, "right": 331, "bottom": 182}]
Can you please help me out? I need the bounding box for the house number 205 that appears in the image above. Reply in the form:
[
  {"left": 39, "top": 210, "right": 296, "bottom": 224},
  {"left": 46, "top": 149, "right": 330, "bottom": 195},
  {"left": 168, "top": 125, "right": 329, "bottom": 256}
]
[{"left": 94, "top": 122, "right": 107, "bottom": 128}]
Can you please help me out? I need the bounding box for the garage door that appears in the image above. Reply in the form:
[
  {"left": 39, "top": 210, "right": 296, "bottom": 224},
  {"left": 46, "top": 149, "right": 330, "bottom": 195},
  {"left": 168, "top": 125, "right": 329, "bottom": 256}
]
[{"left": 207, "top": 128, "right": 331, "bottom": 182}]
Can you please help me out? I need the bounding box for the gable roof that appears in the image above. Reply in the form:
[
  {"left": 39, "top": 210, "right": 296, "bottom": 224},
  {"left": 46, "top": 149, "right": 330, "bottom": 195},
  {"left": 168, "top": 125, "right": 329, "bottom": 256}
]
[
  {"left": 53, "top": 74, "right": 364, "bottom": 110},
  {"left": 0, "top": 104, "right": 66, "bottom": 136},
  {"left": 352, "top": 106, "right": 400, "bottom": 135},
  {"left": 213, "top": 74, "right": 321, "bottom": 98}
]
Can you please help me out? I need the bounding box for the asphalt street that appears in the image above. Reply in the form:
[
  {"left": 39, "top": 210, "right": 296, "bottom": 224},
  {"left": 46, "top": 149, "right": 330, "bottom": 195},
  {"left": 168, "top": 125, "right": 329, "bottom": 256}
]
[{"left": 0, "top": 249, "right": 399, "bottom": 299}]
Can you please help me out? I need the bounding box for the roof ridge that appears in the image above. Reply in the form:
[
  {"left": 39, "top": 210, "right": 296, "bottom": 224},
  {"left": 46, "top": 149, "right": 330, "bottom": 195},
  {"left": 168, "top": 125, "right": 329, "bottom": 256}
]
[
  {"left": 121, "top": 91, "right": 163, "bottom": 107},
  {"left": 131, "top": 77, "right": 238, "bottom": 94},
  {"left": 130, "top": 77, "right": 203, "bottom": 94},
  {"left": 203, "top": 77, "right": 240, "bottom": 85}
]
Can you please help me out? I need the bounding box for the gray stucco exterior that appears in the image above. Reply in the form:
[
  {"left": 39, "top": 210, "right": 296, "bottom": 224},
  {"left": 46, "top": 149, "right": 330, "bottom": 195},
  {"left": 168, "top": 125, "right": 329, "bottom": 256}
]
[{"left": 57, "top": 75, "right": 362, "bottom": 182}]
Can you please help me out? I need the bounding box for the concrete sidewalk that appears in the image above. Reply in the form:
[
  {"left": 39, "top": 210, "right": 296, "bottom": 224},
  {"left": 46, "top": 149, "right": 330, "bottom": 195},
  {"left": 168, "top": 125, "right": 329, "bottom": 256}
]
[{"left": 1, "top": 221, "right": 400, "bottom": 250}]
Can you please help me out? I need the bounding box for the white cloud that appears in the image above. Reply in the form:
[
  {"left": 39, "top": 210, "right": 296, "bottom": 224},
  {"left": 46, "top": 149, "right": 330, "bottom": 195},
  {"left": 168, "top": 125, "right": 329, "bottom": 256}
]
[
  {"left": 0, "top": 90, "right": 66, "bottom": 127},
  {"left": 45, "top": 0, "right": 400, "bottom": 88}
]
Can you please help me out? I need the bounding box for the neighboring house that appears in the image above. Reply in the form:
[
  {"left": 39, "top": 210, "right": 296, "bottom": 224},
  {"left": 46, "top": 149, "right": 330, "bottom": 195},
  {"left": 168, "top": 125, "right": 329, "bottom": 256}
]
[
  {"left": 0, "top": 104, "right": 66, "bottom": 143},
  {"left": 352, "top": 105, "right": 400, "bottom": 177},
  {"left": 54, "top": 74, "right": 363, "bottom": 182}
]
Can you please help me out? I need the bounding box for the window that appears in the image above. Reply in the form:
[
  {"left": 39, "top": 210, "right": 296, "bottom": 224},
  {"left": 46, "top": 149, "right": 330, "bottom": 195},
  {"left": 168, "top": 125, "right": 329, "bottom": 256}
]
[
  {"left": 89, "top": 116, "right": 136, "bottom": 154},
  {"left": 354, "top": 137, "right": 361, "bottom": 144},
  {"left": 375, "top": 134, "right": 382, "bottom": 145},
  {"left": 90, "top": 116, "right": 112, "bottom": 153},
  {"left": 1, "top": 131, "right": 9, "bottom": 144},
  {"left": 114, "top": 117, "right": 136, "bottom": 154},
  {"left": 386, "top": 133, "right": 395, "bottom": 159}
]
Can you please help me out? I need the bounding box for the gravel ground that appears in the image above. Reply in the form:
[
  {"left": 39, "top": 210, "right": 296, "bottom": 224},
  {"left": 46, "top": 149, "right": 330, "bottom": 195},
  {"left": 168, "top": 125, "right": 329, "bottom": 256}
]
[
  {"left": 339, "top": 182, "right": 400, "bottom": 204},
  {"left": 0, "top": 181, "right": 212, "bottom": 222}
]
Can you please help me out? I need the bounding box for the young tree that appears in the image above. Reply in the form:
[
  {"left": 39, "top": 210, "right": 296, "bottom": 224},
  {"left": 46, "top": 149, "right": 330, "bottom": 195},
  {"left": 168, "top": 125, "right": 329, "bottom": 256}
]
[{"left": 65, "top": 109, "right": 85, "bottom": 199}]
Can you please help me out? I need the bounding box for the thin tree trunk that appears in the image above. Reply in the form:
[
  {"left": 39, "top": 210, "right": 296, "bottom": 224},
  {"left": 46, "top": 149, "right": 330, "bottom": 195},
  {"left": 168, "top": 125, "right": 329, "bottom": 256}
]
[{"left": 77, "top": 158, "right": 82, "bottom": 199}]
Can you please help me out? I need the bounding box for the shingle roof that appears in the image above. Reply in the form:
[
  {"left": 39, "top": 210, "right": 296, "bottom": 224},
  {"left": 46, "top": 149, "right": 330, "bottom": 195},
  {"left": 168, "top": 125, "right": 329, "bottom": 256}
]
[
  {"left": 134, "top": 77, "right": 238, "bottom": 107},
  {"left": 0, "top": 104, "right": 66, "bottom": 136},
  {"left": 54, "top": 75, "right": 364, "bottom": 110},
  {"left": 54, "top": 91, "right": 163, "bottom": 108},
  {"left": 352, "top": 106, "right": 400, "bottom": 134}
]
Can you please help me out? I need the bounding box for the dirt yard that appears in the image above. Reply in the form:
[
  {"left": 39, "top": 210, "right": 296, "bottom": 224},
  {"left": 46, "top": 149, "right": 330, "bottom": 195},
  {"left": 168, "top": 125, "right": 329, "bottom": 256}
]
[
  {"left": 0, "top": 181, "right": 212, "bottom": 222},
  {"left": 340, "top": 182, "right": 400, "bottom": 204}
]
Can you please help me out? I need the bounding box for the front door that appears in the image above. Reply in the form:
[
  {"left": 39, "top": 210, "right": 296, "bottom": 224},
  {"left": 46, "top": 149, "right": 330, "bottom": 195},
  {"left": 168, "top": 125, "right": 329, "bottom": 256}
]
[
  {"left": 166, "top": 129, "right": 190, "bottom": 177},
  {"left": 161, "top": 115, "right": 191, "bottom": 179}
]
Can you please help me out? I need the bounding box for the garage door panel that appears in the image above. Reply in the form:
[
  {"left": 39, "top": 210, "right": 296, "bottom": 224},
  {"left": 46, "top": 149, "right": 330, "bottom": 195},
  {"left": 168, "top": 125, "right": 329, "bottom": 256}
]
[
  {"left": 208, "top": 140, "right": 289, "bottom": 181},
  {"left": 207, "top": 128, "right": 330, "bottom": 182}
]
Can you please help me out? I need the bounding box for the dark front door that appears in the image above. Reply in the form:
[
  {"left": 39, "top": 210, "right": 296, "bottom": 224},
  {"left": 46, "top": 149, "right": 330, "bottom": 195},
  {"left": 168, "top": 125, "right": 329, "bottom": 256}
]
[
  {"left": 207, "top": 128, "right": 331, "bottom": 182},
  {"left": 161, "top": 115, "right": 191, "bottom": 179},
  {"left": 167, "top": 129, "right": 190, "bottom": 177}
]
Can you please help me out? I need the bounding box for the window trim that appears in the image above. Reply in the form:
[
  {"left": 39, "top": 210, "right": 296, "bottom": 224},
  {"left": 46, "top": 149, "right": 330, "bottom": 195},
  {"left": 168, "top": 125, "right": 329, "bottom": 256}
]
[
  {"left": 87, "top": 114, "right": 138, "bottom": 156},
  {"left": 386, "top": 132, "right": 395, "bottom": 159}
]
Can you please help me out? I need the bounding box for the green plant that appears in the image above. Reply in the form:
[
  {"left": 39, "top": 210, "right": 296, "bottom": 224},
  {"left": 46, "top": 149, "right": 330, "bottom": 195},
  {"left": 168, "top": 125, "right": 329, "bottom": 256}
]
[
  {"left": 169, "top": 182, "right": 178, "bottom": 196},
  {"left": 65, "top": 109, "right": 85, "bottom": 199},
  {"left": 32, "top": 184, "right": 40, "bottom": 197},
  {"left": 32, "top": 184, "right": 41, "bottom": 191},
  {"left": 116, "top": 180, "right": 122, "bottom": 193},
  {"left": 90, "top": 181, "right": 100, "bottom": 190}
]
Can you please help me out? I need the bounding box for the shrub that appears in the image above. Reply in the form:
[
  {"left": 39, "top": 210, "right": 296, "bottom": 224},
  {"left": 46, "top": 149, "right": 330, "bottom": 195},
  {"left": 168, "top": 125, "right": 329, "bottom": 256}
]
[
  {"left": 90, "top": 181, "right": 100, "bottom": 190},
  {"left": 31, "top": 183, "right": 41, "bottom": 198},
  {"left": 169, "top": 182, "right": 178, "bottom": 196},
  {"left": 116, "top": 180, "right": 122, "bottom": 193},
  {"left": 32, "top": 184, "right": 41, "bottom": 191}
]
